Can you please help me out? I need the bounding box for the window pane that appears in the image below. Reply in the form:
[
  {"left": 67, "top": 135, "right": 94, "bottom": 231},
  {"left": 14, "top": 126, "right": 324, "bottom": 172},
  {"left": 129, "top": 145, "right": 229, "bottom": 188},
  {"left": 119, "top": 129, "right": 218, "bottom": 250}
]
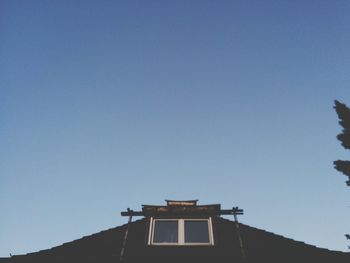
[
  {"left": 153, "top": 220, "right": 178, "bottom": 243},
  {"left": 184, "top": 220, "right": 210, "bottom": 243}
]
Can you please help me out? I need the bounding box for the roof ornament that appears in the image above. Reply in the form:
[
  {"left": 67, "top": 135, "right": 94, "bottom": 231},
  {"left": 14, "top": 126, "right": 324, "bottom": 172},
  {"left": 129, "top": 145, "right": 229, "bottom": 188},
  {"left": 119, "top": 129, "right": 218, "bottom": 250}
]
[{"left": 166, "top": 199, "right": 198, "bottom": 206}]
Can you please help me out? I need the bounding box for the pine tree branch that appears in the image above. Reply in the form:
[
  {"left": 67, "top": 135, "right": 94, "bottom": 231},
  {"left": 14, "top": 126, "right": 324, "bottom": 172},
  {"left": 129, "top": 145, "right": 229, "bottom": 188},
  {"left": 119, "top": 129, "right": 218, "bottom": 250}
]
[
  {"left": 334, "top": 100, "right": 350, "bottom": 150},
  {"left": 334, "top": 160, "right": 350, "bottom": 186}
]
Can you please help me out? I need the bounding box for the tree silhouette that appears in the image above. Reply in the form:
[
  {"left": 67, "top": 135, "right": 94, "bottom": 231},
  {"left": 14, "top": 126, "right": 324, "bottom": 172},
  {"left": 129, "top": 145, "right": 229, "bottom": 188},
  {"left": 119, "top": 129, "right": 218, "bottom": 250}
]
[
  {"left": 334, "top": 100, "right": 350, "bottom": 186},
  {"left": 334, "top": 100, "right": 350, "bottom": 249}
]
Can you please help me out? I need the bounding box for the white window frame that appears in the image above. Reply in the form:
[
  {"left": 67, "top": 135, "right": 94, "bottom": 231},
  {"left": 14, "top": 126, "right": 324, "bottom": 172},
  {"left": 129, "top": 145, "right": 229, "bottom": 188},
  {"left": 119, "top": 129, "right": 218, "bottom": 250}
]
[{"left": 148, "top": 217, "right": 214, "bottom": 246}]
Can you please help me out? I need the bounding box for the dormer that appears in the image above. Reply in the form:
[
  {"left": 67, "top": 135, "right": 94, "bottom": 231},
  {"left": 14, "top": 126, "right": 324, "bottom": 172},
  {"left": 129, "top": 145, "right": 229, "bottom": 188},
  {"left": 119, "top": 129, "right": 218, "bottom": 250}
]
[
  {"left": 144, "top": 200, "right": 216, "bottom": 246},
  {"left": 121, "top": 200, "right": 243, "bottom": 249}
]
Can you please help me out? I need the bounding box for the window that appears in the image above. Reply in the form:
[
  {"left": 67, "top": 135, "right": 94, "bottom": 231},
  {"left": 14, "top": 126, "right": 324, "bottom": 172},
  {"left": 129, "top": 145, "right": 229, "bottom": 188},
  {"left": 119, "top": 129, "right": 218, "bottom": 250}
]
[
  {"left": 184, "top": 220, "right": 210, "bottom": 243},
  {"left": 153, "top": 220, "right": 178, "bottom": 243},
  {"left": 149, "top": 218, "right": 214, "bottom": 245}
]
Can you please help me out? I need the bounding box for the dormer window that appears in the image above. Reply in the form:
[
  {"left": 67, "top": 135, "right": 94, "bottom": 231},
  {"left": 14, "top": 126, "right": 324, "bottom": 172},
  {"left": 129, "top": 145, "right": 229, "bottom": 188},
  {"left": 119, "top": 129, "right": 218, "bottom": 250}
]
[
  {"left": 153, "top": 220, "right": 178, "bottom": 243},
  {"left": 184, "top": 219, "right": 210, "bottom": 243},
  {"left": 120, "top": 200, "right": 244, "bottom": 262},
  {"left": 149, "top": 217, "right": 214, "bottom": 245}
]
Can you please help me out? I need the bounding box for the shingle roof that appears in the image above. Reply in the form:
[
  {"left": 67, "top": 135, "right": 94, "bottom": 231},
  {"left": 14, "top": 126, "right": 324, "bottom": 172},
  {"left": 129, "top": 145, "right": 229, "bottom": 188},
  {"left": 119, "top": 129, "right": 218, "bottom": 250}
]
[{"left": 2, "top": 217, "right": 350, "bottom": 263}]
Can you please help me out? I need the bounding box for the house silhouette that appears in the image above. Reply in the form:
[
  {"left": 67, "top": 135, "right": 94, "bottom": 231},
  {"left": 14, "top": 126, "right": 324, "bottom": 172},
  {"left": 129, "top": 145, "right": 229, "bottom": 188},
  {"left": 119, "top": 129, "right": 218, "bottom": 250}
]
[{"left": 1, "top": 200, "right": 349, "bottom": 263}]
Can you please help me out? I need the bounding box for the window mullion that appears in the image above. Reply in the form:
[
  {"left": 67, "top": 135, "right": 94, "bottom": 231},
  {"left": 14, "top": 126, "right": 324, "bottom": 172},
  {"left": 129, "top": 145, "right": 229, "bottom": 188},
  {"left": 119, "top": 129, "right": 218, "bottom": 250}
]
[{"left": 179, "top": 219, "right": 184, "bottom": 245}]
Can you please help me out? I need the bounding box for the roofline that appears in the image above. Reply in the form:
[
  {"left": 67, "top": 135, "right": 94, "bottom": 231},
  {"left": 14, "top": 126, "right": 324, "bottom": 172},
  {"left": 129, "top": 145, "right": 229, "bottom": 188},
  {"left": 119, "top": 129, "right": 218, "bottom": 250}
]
[{"left": 121, "top": 207, "right": 243, "bottom": 217}]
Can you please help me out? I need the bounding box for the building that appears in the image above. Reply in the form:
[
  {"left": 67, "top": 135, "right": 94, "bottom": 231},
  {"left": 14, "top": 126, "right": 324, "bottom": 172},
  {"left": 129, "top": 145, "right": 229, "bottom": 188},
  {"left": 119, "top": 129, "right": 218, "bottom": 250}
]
[{"left": 1, "top": 200, "right": 349, "bottom": 263}]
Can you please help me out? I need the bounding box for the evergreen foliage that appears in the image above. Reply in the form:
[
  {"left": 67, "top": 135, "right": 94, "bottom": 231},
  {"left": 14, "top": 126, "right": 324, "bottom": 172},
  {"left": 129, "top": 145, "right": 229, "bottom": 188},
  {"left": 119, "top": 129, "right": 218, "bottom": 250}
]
[{"left": 334, "top": 100, "right": 350, "bottom": 186}]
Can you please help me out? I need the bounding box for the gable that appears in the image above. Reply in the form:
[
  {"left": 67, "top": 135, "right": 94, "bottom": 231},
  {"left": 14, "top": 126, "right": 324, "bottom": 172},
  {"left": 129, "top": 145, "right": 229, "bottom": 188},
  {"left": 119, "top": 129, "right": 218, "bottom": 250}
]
[{"left": 5, "top": 218, "right": 350, "bottom": 263}]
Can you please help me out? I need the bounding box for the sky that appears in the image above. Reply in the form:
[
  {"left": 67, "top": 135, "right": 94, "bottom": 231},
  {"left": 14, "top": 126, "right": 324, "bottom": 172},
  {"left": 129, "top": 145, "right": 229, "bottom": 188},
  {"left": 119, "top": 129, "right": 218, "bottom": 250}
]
[{"left": 1, "top": 0, "right": 350, "bottom": 257}]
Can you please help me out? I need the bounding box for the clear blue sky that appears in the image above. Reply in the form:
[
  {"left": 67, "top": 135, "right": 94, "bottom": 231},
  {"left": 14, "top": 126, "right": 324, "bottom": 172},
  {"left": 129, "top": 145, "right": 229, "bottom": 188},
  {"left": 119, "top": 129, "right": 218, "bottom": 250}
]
[{"left": 1, "top": 0, "right": 350, "bottom": 257}]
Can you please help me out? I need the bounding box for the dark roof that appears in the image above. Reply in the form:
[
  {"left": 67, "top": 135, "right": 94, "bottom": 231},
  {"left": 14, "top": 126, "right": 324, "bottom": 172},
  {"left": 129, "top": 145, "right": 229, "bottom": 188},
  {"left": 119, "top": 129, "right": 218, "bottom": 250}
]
[{"left": 2, "top": 217, "right": 350, "bottom": 263}]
